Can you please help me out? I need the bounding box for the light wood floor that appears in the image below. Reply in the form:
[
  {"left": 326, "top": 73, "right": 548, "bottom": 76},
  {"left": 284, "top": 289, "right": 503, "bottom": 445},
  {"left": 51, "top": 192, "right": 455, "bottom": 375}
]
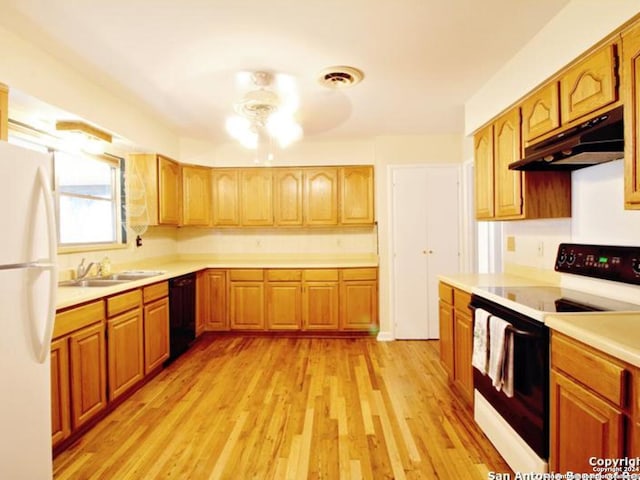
[{"left": 53, "top": 336, "right": 512, "bottom": 479}]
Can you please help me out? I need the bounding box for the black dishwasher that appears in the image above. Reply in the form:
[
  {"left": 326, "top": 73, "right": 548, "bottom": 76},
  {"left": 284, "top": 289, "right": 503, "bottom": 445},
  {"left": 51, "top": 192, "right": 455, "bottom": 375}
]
[{"left": 168, "top": 273, "right": 196, "bottom": 362}]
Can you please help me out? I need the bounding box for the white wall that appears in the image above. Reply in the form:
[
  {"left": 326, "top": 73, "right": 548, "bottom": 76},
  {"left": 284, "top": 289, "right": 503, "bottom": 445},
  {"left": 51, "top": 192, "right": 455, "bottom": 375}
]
[{"left": 465, "top": 0, "right": 640, "bottom": 135}]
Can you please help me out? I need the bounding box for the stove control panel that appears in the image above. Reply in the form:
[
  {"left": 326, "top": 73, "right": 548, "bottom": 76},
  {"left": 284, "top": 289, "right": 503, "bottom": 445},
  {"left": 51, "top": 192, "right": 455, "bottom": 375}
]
[{"left": 555, "top": 243, "right": 640, "bottom": 285}]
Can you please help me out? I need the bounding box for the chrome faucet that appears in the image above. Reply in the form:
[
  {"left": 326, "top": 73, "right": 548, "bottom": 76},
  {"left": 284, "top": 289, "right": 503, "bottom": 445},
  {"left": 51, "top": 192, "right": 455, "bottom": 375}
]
[{"left": 76, "top": 258, "right": 96, "bottom": 280}]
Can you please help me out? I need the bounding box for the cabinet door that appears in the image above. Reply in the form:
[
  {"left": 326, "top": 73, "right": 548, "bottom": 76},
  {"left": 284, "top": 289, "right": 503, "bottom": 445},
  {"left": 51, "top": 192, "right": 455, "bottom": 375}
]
[
  {"left": 107, "top": 308, "right": 144, "bottom": 401},
  {"left": 241, "top": 169, "right": 273, "bottom": 226},
  {"left": 303, "top": 282, "right": 339, "bottom": 330},
  {"left": 266, "top": 282, "right": 302, "bottom": 330},
  {"left": 182, "top": 165, "right": 211, "bottom": 226},
  {"left": 474, "top": 124, "right": 494, "bottom": 219},
  {"left": 274, "top": 168, "right": 303, "bottom": 226},
  {"left": 0, "top": 84, "right": 7, "bottom": 141},
  {"left": 438, "top": 300, "right": 454, "bottom": 377},
  {"left": 51, "top": 337, "right": 71, "bottom": 448},
  {"left": 623, "top": 24, "right": 640, "bottom": 208},
  {"left": 69, "top": 323, "right": 107, "bottom": 429},
  {"left": 550, "top": 370, "right": 624, "bottom": 472},
  {"left": 211, "top": 169, "right": 240, "bottom": 226},
  {"left": 494, "top": 108, "right": 523, "bottom": 218},
  {"left": 340, "top": 166, "right": 374, "bottom": 225},
  {"left": 229, "top": 281, "right": 265, "bottom": 330},
  {"left": 128, "top": 153, "right": 159, "bottom": 226},
  {"left": 304, "top": 167, "right": 339, "bottom": 226},
  {"left": 521, "top": 82, "right": 561, "bottom": 143},
  {"left": 144, "top": 297, "right": 170, "bottom": 374},
  {"left": 158, "top": 155, "right": 181, "bottom": 225},
  {"left": 453, "top": 307, "right": 473, "bottom": 404},
  {"left": 340, "top": 280, "right": 377, "bottom": 331},
  {"left": 561, "top": 44, "right": 618, "bottom": 124},
  {"left": 199, "top": 269, "right": 228, "bottom": 331}
]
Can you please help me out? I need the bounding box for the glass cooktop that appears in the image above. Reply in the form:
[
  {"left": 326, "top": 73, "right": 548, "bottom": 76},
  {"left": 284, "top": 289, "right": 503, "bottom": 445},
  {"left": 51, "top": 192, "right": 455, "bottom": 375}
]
[{"left": 478, "top": 286, "right": 640, "bottom": 314}]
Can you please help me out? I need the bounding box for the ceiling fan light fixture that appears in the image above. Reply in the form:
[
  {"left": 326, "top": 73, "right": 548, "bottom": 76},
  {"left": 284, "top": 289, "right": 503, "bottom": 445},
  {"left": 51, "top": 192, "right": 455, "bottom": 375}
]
[{"left": 318, "top": 66, "right": 364, "bottom": 89}]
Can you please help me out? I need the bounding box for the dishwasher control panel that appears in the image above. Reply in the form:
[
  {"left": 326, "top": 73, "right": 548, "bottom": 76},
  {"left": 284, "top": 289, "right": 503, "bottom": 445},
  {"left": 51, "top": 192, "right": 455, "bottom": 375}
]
[{"left": 555, "top": 243, "right": 640, "bottom": 285}]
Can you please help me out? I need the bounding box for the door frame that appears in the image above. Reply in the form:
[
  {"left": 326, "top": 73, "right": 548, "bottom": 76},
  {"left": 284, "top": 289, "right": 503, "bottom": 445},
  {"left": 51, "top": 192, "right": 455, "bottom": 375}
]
[{"left": 387, "top": 163, "right": 466, "bottom": 340}]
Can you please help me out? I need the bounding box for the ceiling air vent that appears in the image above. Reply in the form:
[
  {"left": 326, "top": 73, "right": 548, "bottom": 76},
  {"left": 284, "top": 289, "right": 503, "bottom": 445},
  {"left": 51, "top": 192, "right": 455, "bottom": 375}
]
[{"left": 318, "top": 66, "right": 364, "bottom": 89}]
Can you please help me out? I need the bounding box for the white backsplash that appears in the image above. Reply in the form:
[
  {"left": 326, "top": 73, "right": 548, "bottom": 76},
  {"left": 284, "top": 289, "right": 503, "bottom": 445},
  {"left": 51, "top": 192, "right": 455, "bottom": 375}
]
[{"left": 176, "top": 227, "right": 378, "bottom": 257}]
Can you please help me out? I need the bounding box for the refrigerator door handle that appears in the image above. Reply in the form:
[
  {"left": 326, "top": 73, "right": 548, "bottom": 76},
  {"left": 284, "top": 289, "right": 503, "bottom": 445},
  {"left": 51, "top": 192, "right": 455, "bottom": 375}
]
[{"left": 29, "top": 166, "right": 58, "bottom": 364}]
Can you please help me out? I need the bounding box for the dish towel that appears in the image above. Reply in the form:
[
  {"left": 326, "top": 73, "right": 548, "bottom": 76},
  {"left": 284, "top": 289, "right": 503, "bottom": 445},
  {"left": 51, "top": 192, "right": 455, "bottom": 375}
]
[
  {"left": 472, "top": 308, "right": 491, "bottom": 374},
  {"left": 501, "top": 329, "right": 515, "bottom": 398},
  {"left": 488, "top": 315, "right": 510, "bottom": 391}
]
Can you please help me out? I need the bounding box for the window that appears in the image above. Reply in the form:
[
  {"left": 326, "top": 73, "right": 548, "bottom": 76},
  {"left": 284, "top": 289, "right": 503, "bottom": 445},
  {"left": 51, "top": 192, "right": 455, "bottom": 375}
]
[{"left": 54, "top": 151, "right": 126, "bottom": 247}]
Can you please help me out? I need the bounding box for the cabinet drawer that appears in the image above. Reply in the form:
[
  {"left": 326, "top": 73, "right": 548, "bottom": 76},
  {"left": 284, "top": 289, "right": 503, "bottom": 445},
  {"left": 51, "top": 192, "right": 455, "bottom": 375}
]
[
  {"left": 267, "top": 269, "right": 302, "bottom": 281},
  {"left": 143, "top": 281, "right": 168, "bottom": 303},
  {"left": 341, "top": 268, "right": 377, "bottom": 281},
  {"left": 453, "top": 289, "right": 471, "bottom": 311},
  {"left": 304, "top": 269, "right": 339, "bottom": 281},
  {"left": 552, "top": 333, "right": 627, "bottom": 407},
  {"left": 54, "top": 300, "right": 105, "bottom": 339},
  {"left": 439, "top": 282, "right": 454, "bottom": 305},
  {"left": 229, "top": 269, "right": 264, "bottom": 281},
  {"left": 107, "top": 289, "right": 142, "bottom": 318}
]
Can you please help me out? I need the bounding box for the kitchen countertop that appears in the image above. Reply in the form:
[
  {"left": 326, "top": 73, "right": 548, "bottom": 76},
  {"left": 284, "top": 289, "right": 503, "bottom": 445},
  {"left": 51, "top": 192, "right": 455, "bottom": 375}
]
[
  {"left": 57, "top": 255, "right": 378, "bottom": 310},
  {"left": 437, "top": 272, "right": 555, "bottom": 293},
  {"left": 545, "top": 313, "right": 640, "bottom": 368}
]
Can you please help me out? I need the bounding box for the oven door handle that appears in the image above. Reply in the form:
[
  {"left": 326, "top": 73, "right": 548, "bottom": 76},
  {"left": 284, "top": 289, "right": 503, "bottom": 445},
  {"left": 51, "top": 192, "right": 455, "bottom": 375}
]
[{"left": 506, "top": 325, "right": 540, "bottom": 338}]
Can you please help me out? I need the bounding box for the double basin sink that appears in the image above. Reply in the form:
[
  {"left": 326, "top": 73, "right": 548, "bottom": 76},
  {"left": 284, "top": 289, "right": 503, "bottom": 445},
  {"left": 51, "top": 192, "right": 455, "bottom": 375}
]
[{"left": 59, "top": 270, "right": 165, "bottom": 288}]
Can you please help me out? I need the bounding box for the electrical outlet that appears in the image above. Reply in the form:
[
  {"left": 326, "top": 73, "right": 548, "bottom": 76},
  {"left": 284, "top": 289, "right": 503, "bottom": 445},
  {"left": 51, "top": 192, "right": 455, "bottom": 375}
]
[
  {"left": 506, "top": 236, "right": 516, "bottom": 252},
  {"left": 537, "top": 241, "right": 544, "bottom": 257}
]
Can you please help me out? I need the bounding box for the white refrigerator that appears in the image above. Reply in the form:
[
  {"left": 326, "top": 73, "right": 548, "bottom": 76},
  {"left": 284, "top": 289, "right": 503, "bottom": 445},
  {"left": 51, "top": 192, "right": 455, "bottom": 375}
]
[{"left": 0, "top": 141, "right": 57, "bottom": 479}]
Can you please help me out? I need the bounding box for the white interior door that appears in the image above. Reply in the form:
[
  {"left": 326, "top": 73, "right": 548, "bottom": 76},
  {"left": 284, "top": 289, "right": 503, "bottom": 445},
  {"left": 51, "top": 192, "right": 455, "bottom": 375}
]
[{"left": 392, "top": 165, "right": 460, "bottom": 339}]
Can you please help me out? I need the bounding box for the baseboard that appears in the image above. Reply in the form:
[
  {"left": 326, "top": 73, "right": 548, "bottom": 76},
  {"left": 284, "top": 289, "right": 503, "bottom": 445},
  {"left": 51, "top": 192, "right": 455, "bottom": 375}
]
[{"left": 377, "top": 331, "right": 394, "bottom": 341}]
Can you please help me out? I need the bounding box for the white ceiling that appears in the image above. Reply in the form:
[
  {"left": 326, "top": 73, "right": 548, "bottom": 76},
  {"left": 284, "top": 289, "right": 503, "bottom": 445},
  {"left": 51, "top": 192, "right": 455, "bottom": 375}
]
[{"left": 1, "top": 0, "right": 570, "bottom": 144}]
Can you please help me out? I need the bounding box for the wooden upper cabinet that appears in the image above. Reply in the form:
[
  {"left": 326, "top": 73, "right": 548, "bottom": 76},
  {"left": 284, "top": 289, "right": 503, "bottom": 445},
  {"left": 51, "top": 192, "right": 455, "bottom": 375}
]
[
  {"left": 339, "top": 166, "right": 374, "bottom": 225},
  {"left": 304, "top": 167, "right": 339, "bottom": 226},
  {"left": 158, "top": 156, "right": 181, "bottom": 225},
  {"left": 181, "top": 165, "right": 211, "bottom": 226},
  {"left": 211, "top": 169, "right": 240, "bottom": 226},
  {"left": 560, "top": 43, "right": 618, "bottom": 124},
  {"left": 474, "top": 124, "right": 495, "bottom": 220},
  {"left": 522, "top": 82, "right": 561, "bottom": 143},
  {"left": 274, "top": 168, "right": 303, "bottom": 226},
  {"left": 240, "top": 169, "right": 273, "bottom": 226},
  {"left": 623, "top": 23, "right": 640, "bottom": 209},
  {"left": 0, "top": 84, "right": 7, "bottom": 141},
  {"left": 494, "top": 108, "right": 523, "bottom": 219}
]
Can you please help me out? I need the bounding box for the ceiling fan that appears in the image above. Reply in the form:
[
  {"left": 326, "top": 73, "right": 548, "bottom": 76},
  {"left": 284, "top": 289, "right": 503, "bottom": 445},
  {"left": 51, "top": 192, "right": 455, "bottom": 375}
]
[{"left": 225, "top": 71, "right": 302, "bottom": 151}]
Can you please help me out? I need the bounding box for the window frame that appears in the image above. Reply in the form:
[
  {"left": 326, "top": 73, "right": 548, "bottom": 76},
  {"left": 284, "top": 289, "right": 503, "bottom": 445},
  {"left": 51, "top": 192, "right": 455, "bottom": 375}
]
[{"left": 54, "top": 150, "right": 127, "bottom": 250}]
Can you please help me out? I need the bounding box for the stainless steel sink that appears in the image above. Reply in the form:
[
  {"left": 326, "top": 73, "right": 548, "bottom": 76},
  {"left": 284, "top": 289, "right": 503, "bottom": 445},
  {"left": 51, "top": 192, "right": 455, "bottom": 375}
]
[
  {"left": 59, "top": 278, "right": 131, "bottom": 288},
  {"left": 58, "top": 270, "right": 164, "bottom": 287},
  {"left": 100, "top": 271, "right": 164, "bottom": 281}
]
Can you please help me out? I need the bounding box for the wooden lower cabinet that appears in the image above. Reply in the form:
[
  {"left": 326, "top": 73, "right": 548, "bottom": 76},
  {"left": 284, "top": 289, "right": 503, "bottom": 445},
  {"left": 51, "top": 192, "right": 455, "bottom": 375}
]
[
  {"left": 202, "top": 267, "right": 378, "bottom": 333},
  {"left": 143, "top": 297, "right": 170, "bottom": 374},
  {"left": 438, "top": 300, "right": 454, "bottom": 376},
  {"left": 198, "top": 269, "right": 228, "bottom": 332},
  {"left": 550, "top": 370, "right": 624, "bottom": 472},
  {"left": 437, "top": 282, "right": 473, "bottom": 405},
  {"left": 230, "top": 270, "right": 265, "bottom": 330},
  {"left": 550, "top": 332, "right": 630, "bottom": 471},
  {"left": 266, "top": 270, "right": 302, "bottom": 330},
  {"left": 339, "top": 268, "right": 378, "bottom": 331},
  {"left": 303, "top": 270, "right": 340, "bottom": 330},
  {"left": 50, "top": 337, "right": 71, "bottom": 448},
  {"left": 453, "top": 305, "right": 473, "bottom": 403},
  {"left": 69, "top": 322, "right": 107, "bottom": 430},
  {"left": 107, "top": 308, "right": 144, "bottom": 401}
]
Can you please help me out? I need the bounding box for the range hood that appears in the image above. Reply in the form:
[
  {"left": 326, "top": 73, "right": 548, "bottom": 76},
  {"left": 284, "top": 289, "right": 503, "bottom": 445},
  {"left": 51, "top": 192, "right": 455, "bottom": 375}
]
[{"left": 509, "top": 105, "right": 624, "bottom": 171}]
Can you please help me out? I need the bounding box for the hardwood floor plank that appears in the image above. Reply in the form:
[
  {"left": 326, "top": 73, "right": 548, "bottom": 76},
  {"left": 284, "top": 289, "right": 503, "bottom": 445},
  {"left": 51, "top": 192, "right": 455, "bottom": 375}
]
[{"left": 53, "top": 337, "right": 513, "bottom": 479}]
